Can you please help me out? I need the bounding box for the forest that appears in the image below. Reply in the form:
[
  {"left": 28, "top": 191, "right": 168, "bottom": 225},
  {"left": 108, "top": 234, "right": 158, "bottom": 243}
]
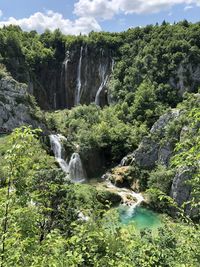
[{"left": 0, "top": 21, "right": 199, "bottom": 266}]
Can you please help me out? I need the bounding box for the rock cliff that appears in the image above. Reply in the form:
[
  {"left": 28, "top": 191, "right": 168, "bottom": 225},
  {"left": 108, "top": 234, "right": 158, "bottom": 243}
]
[
  {"left": 31, "top": 44, "right": 114, "bottom": 110},
  {"left": 0, "top": 76, "right": 45, "bottom": 131}
]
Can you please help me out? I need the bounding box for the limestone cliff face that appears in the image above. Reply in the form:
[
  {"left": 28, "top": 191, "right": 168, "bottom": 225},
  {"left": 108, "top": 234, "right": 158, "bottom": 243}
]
[
  {"left": 119, "top": 103, "right": 200, "bottom": 216},
  {"left": 169, "top": 63, "right": 200, "bottom": 96},
  {"left": 32, "top": 44, "right": 114, "bottom": 110},
  {"left": 121, "top": 109, "right": 181, "bottom": 169},
  {"left": 0, "top": 76, "right": 45, "bottom": 131}
]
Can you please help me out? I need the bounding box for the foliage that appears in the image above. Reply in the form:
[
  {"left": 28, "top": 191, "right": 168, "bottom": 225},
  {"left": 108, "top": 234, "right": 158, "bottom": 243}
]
[
  {"left": 171, "top": 105, "right": 200, "bottom": 214},
  {"left": 0, "top": 21, "right": 200, "bottom": 266},
  {"left": 148, "top": 165, "right": 174, "bottom": 194},
  {"left": 46, "top": 104, "right": 147, "bottom": 169}
]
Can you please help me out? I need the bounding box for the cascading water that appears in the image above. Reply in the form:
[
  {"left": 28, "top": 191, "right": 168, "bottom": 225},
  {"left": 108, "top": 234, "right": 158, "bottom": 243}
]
[
  {"left": 49, "top": 134, "right": 69, "bottom": 173},
  {"left": 75, "top": 46, "right": 83, "bottom": 105},
  {"left": 104, "top": 181, "right": 145, "bottom": 222},
  {"left": 50, "top": 135, "right": 86, "bottom": 182},
  {"left": 63, "top": 58, "right": 69, "bottom": 87},
  {"left": 68, "top": 153, "right": 86, "bottom": 182},
  {"left": 111, "top": 58, "right": 115, "bottom": 72},
  {"left": 95, "top": 63, "right": 109, "bottom": 106}
]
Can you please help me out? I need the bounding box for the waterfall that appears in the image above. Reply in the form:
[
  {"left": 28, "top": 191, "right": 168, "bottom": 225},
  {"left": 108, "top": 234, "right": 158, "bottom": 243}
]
[
  {"left": 75, "top": 46, "right": 83, "bottom": 105},
  {"left": 95, "top": 64, "right": 109, "bottom": 106},
  {"left": 63, "top": 58, "right": 69, "bottom": 87},
  {"left": 105, "top": 181, "right": 144, "bottom": 220},
  {"left": 111, "top": 58, "right": 115, "bottom": 72},
  {"left": 50, "top": 134, "right": 69, "bottom": 173},
  {"left": 50, "top": 135, "right": 86, "bottom": 183},
  {"left": 68, "top": 153, "right": 86, "bottom": 182}
]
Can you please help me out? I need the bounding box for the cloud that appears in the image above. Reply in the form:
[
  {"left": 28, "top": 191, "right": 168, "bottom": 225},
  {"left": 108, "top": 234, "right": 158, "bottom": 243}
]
[
  {"left": 0, "top": 10, "right": 101, "bottom": 35},
  {"left": 74, "top": 0, "right": 200, "bottom": 19},
  {"left": 1, "top": 0, "right": 200, "bottom": 35},
  {"left": 184, "top": 5, "right": 194, "bottom": 10},
  {"left": 0, "top": 10, "right": 3, "bottom": 18},
  {"left": 74, "top": 0, "right": 117, "bottom": 20}
]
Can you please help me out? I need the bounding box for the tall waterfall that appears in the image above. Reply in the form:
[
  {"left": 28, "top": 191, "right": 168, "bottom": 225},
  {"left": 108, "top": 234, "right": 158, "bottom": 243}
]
[
  {"left": 95, "top": 63, "right": 109, "bottom": 106},
  {"left": 68, "top": 153, "right": 86, "bottom": 182},
  {"left": 75, "top": 46, "right": 83, "bottom": 105},
  {"left": 50, "top": 134, "right": 69, "bottom": 173},
  {"left": 63, "top": 58, "right": 69, "bottom": 87}
]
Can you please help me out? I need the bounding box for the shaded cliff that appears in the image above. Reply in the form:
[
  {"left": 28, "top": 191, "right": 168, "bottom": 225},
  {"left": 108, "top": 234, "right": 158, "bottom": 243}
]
[{"left": 31, "top": 43, "right": 114, "bottom": 110}]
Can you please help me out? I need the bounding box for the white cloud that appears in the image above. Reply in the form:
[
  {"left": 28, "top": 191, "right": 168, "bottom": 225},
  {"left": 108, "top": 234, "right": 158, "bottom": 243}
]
[
  {"left": 0, "top": 10, "right": 101, "bottom": 35},
  {"left": 184, "top": 5, "right": 194, "bottom": 9},
  {"left": 1, "top": 0, "right": 200, "bottom": 35},
  {"left": 74, "top": 0, "right": 117, "bottom": 20},
  {"left": 0, "top": 10, "right": 3, "bottom": 18},
  {"left": 74, "top": 0, "right": 200, "bottom": 19}
]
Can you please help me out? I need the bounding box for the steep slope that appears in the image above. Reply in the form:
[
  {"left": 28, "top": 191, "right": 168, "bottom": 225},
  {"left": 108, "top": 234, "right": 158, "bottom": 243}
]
[
  {"left": 0, "top": 76, "right": 45, "bottom": 131},
  {"left": 108, "top": 93, "right": 200, "bottom": 217}
]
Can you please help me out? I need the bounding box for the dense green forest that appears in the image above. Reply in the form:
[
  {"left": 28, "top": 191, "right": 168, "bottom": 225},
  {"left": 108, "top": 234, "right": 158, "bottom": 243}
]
[{"left": 0, "top": 21, "right": 200, "bottom": 266}]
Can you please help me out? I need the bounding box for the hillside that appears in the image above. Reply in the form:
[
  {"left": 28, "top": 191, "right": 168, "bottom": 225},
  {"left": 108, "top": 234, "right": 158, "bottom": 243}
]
[{"left": 0, "top": 22, "right": 199, "bottom": 267}]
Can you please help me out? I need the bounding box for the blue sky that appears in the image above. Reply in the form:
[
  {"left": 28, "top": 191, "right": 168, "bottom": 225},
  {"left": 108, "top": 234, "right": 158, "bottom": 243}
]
[{"left": 0, "top": 0, "right": 200, "bottom": 35}]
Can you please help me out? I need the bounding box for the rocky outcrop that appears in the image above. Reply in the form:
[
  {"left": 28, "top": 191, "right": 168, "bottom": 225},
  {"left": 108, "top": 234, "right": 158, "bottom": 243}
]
[
  {"left": 169, "top": 63, "right": 200, "bottom": 96},
  {"left": 170, "top": 167, "right": 193, "bottom": 215},
  {"left": 121, "top": 109, "right": 181, "bottom": 169},
  {"left": 119, "top": 104, "right": 200, "bottom": 217},
  {"left": 0, "top": 76, "right": 45, "bottom": 131}
]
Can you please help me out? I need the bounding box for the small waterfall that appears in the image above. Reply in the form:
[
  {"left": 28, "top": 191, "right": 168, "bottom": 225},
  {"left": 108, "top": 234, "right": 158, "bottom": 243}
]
[
  {"left": 111, "top": 58, "right": 115, "bottom": 72},
  {"left": 68, "top": 153, "right": 86, "bottom": 182},
  {"left": 105, "top": 181, "right": 144, "bottom": 220},
  {"left": 95, "top": 63, "right": 109, "bottom": 106},
  {"left": 75, "top": 46, "right": 83, "bottom": 105},
  {"left": 106, "top": 181, "right": 144, "bottom": 207},
  {"left": 50, "top": 134, "right": 69, "bottom": 173}
]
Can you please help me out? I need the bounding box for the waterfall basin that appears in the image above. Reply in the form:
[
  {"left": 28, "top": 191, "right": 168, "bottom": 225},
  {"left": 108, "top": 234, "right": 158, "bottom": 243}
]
[{"left": 118, "top": 205, "right": 161, "bottom": 230}]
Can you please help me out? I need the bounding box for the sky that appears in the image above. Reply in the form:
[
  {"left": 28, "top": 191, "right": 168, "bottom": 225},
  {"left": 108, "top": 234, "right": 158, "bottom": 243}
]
[{"left": 0, "top": 0, "right": 200, "bottom": 35}]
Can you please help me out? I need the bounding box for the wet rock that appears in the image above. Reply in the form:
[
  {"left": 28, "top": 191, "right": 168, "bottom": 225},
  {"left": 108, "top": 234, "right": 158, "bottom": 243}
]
[{"left": 32, "top": 44, "right": 114, "bottom": 110}]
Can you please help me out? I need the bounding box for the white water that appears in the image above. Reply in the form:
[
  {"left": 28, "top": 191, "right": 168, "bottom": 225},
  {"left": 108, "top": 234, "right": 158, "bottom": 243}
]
[
  {"left": 111, "top": 58, "right": 115, "bottom": 72},
  {"left": 105, "top": 180, "right": 144, "bottom": 212},
  {"left": 63, "top": 58, "right": 69, "bottom": 86},
  {"left": 68, "top": 153, "right": 86, "bottom": 182},
  {"left": 50, "top": 135, "right": 86, "bottom": 182},
  {"left": 75, "top": 46, "right": 83, "bottom": 105},
  {"left": 50, "top": 134, "right": 69, "bottom": 173},
  {"left": 95, "top": 64, "right": 109, "bottom": 106}
]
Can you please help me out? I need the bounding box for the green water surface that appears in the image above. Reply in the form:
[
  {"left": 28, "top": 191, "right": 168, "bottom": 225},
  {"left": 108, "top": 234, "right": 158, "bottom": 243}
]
[{"left": 119, "top": 205, "right": 161, "bottom": 230}]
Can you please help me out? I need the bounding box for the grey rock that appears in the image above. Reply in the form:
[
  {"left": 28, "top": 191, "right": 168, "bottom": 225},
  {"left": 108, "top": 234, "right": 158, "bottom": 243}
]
[
  {"left": 121, "top": 109, "right": 181, "bottom": 169},
  {"left": 169, "top": 63, "right": 200, "bottom": 96},
  {"left": 134, "top": 138, "right": 159, "bottom": 169},
  {"left": 170, "top": 167, "right": 192, "bottom": 208},
  {"left": 0, "top": 76, "right": 44, "bottom": 131},
  {"left": 150, "top": 109, "right": 180, "bottom": 135},
  {"left": 158, "top": 141, "right": 174, "bottom": 166}
]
